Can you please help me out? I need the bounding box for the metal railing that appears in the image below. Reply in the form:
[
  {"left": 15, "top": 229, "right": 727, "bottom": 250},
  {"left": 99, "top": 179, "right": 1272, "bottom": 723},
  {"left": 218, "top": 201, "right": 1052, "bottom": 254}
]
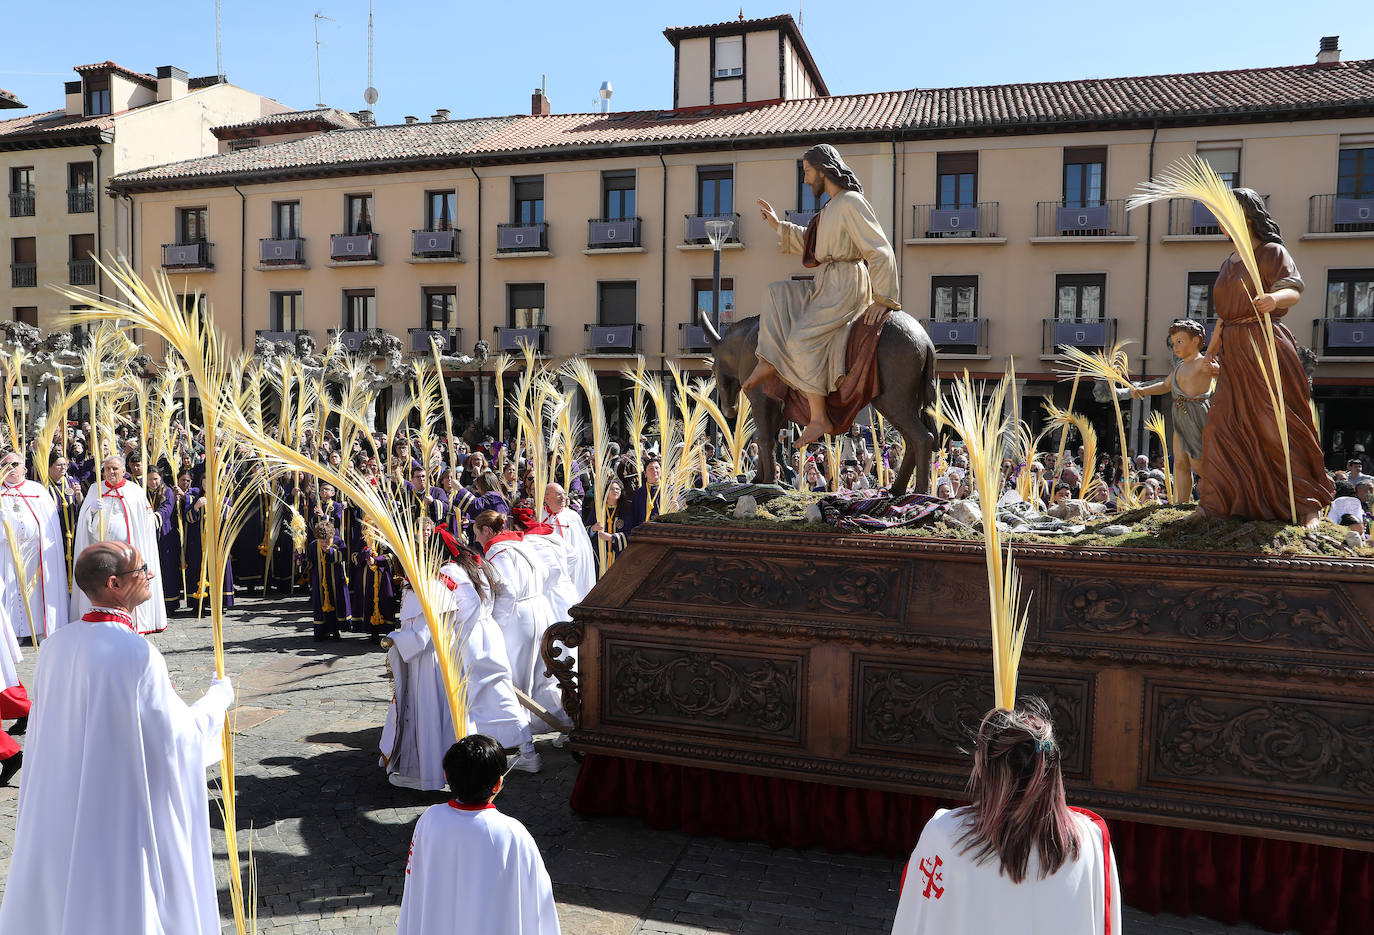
[
  {"left": 680, "top": 322, "right": 713, "bottom": 353},
  {"left": 493, "top": 324, "right": 548, "bottom": 353},
  {"left": 496, "top": 222, "right": 548, "bottom": 253},
  {"left": 1309, "top": 194, "right": 1374, "bottom": 234},
  {"left": 260, "top": 237, "right": 306, "bottom": 264},
  {"left": 1035, "top": 199, "right": 1130, "bottom": 237},
  {"left": 587, "top": 217, "right": 642, "bottom": 249},
  {"left": 584, "top": 322, "right": 642, "bottom": 354},
  {"left": 1166, "top": 196, "right": 1268, "bottom": 236},
  {"left": 66, "top": 188, "right": 95, "bottom": 213},
  {"left": 8, "top": 192, "right": 34, "bottom": 217},
  {"left": 329, "top": 232, "right": 378, "bottom": 261},
  {"left": 10, "top": 263, "right": 36, "bottom": 288},
  {"left": 911, "top": 202, "right": 1001, "bottom": 238},
  {"left": 162, "top": 241, "right": 213, "bottom": 268},
  {"left": 325, "top": 328, "right": 386, "bottom": 352},
  {"left": 68, "top": 258, "right": 96, "bottom": 286},
  {"left": 920, "top": 318, "right": 988, "bottom": 354},
  {"left": 683, "top": 212, "right": 740, "bottom": 244},
  {"left": 412, "top": 228, "right": 460, "bottom": 257},
  {"left": 409, "top": 327, "right": 462, "bottom": 354},
  {"left": 1042, "top": 317, "right": 1118, "bottom": 354},
  {"left": 256, "top": 329, "right": 312, "bottom": 346},
  {"left": 1313, "top": 317, "right": 1374, "bottom": 355}
]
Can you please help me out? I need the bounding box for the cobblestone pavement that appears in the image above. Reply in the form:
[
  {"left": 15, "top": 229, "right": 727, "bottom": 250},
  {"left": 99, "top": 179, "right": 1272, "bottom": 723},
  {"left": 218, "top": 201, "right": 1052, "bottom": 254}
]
[{"left": 0, "top": 592, "right": 1287, "bottom": 934}]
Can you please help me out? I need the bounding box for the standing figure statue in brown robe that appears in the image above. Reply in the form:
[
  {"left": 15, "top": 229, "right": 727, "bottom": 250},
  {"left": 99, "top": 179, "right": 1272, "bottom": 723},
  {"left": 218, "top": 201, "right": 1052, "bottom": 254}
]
[
  {"left": 743, "top": 144, "right": 901, "bottom": 448},
  {"left": 1199, "top": 188, "right": 1334, "bottom": 526}
]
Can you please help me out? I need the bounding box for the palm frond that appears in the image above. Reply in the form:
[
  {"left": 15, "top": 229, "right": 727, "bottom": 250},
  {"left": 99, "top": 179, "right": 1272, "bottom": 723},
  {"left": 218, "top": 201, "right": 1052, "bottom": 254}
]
[{"left": 1143, "top": 410, "right": 1175, "bottom": 503}]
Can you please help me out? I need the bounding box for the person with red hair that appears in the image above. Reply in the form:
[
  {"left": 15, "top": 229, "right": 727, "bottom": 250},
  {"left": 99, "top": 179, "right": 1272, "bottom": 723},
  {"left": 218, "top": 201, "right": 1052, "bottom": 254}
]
[{"left": 891, "top": 699, "right": 1120, "bottom": 934}]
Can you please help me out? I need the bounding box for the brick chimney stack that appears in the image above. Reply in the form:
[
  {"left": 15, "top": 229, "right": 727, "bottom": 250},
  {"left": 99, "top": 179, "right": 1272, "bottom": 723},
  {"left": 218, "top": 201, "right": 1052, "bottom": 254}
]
[
  {"left": 531, "top": 88, "right": 551, "bottom": 116},
  {"left": 1317, "top": 36, "right": 1341, "bottom": 65}
]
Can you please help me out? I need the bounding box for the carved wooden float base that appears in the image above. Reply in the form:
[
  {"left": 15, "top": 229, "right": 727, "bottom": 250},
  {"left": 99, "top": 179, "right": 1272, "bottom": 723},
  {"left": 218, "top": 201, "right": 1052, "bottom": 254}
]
[{"left": 544, "top": 523, "right": 1374, "bottom": 856}]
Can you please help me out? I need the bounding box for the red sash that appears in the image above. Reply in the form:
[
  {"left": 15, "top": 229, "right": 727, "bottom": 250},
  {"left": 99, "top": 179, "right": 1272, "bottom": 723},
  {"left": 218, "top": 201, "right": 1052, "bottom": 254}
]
[{"left": 82, "top": 609, "right": 136, "bottom": 632}]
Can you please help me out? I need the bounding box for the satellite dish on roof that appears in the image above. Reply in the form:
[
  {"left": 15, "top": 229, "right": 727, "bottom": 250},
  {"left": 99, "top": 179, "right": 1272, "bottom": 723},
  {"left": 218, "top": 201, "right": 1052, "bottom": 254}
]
[{"left": 364, "top": 86, "right": 378, "bottom": 105}]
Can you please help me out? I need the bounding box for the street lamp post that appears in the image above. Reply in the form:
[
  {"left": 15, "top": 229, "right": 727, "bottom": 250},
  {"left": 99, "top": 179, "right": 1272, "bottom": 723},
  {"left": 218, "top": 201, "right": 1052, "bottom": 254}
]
[{"left": 704, "top": 217, "right": 733, "bottom": 334}]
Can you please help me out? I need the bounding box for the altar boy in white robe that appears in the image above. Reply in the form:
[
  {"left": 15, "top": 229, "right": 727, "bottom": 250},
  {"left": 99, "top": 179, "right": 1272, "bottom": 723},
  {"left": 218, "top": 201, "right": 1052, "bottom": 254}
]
[
  {"left": 69, "top": 455, "right": 167, "bottom": 634},
  {"left": 380, "top": 521, "right": 539, "bottom": 789},
  {"left": 0, "top": 541, "right": 233, "bottom": 935},
  {"left": 397, "top": 733, "right": 560, "bottom": 935}
]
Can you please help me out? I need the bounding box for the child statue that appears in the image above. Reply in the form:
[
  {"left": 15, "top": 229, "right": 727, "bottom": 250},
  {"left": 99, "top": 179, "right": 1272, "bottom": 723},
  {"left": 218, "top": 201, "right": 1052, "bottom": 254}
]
[{"left": 1131, "top": 319, "right": 1215, "bottom": 503}]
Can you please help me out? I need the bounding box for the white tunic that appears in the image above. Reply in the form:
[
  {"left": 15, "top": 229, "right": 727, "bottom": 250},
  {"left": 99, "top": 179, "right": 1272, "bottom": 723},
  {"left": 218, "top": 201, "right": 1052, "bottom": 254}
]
[
  {"left": 890, "top": 806, "right": 1120, "bottom": 935},
  {"left": 0, "top": 613, "right": 232, "bottom": 935},
  {"left": 542, "top": 506, "right": 596, "bottom": 598},
  {"left": 69, "top": 479, "right": 167, "bottom": 634},
  {"left": 0, "top": 479, "right": 69, "bottom": 639},
  {"left": 486, "top": 537, "right": 565, "bottom": 719},
  {"left": 522, "top": 529, "right": 581, "bottom": 623},
  {"left": 0, "top": 569, "right": 20, "bottom": 691},
  {"left": 380, "top": 569, "right": 531, "bottom": 790},
  {"left": 397, "top": 801, "right": 561, "bottom": 935}
]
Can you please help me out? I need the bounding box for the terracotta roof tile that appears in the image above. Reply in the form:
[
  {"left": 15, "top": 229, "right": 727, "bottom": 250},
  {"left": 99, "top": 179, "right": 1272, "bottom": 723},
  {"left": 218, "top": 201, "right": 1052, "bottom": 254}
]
[
  {"left": 211, "top": 107, "right": 362, "bottom": 138},
  {"left": 0, "top": 109, "right": 114, "bottom": 144},
  {"left": 73, "top": 61, "right": 157, "bottom": 88},
  {"left": 115, "top": 115, "right": 519, "bottom": 185}
]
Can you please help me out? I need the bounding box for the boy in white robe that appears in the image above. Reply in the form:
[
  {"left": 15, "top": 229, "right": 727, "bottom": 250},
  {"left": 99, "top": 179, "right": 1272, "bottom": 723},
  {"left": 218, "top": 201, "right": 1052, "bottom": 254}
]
[
  {"left": 0, "top": 540, "right": 233, "bottom": 935},
  {"left": 380, "top": 523, "right": 538, "bottom": 788},
  {"left": 397, "top": 734, "right": 560, "bottom": 935},
  {"left": 69, "top": 456, "right": 167, "bottom": 634},
  {"left": 0, "top": 449, "right": 69, "bottom": 639},
  {"left": 890, "top": 701, "right": 1120, "bottom": 935}
]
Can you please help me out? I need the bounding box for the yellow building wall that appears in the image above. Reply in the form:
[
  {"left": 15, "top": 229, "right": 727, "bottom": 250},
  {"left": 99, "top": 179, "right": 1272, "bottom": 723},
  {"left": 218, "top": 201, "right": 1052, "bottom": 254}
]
[
  {"left": 745, "top": 32, "right": 780, "bottom": 102},
  {"left": 675, "top": 38, "right": 711, "bottom": 108}
]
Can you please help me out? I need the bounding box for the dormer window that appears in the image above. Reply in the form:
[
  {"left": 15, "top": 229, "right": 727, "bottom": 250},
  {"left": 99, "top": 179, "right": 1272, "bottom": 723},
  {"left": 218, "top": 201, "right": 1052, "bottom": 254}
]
[
  {"left": 713, "top": 37, "right": 743, "bottom": 78},
  {"left": 85, "top": 76, "right": 110, "bottom": 116}
]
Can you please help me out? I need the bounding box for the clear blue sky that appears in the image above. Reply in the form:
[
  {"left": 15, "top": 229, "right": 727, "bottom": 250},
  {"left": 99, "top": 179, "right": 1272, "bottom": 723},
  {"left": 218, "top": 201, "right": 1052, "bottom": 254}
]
[{"left": 3, "top": 1, "right": 1370, "bottom": 124}]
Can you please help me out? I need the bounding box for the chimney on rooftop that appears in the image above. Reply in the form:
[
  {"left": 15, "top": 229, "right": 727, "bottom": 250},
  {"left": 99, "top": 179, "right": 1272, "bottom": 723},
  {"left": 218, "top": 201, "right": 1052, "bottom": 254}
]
[
  {"left": 404, "top": 115, "right": 418, "bottom": 124},
  {"left": 1317, "top": 36, "right": 1341, "bottom": 65},
  {"left": 156, "top": 65, "right": 188, "bottom": 102},
  {"left": 431, "top": 109, "right": 450, "bottom": 122},
  {"left": 64, "top": 80, "right": 82, "bottom": 117},
  {"left": 531, "top": 88, "right": 551, "bottom": 116},
  {"left": 354, "top": 109, "right": 375, "bottom": 126}
]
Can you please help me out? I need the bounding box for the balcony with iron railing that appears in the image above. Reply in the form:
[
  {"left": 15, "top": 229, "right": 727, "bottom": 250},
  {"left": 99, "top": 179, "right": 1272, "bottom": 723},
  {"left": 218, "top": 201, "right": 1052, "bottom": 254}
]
[
  {"left": 496, "top": 222, "right": 548, "bottom": 254},
  {"left": 162, "top": 241, "right": 213, "bottom": 269},
  {"left": 408, "top": 327, "right": 463, "bottom": 354},
  {"left": 1033, "top": 200, "right": 1132, "bottom": 240},
  {"left": 329, "top": 232, "right": 378, "bottom": 262},
  {"left": 1042, "top": 317, "right": 1118, "bottom": 355},
  {"left": 10, "top": 263, "right": 36, "bottom": 288},
  {"left": 255, "top": 328, "right": 312, "bottom": 346},
  {"left": 325, "top": 327, "right": 387, "bottom": 352},
  {"left": 784, "top": 208, "right": 819, "bottom": 228},
  {"left": 921, "top": 318, "right": 989, "bottom": 356},
  {"left": 680, "top": 322, "right": 713, "bottom": 353},
  {"left": 493, "top": 324, "right": 548, "bottom": 353},
  {"left": 411, "top": 228, "right": 461, "bottom": 259},
  {"left": 68, "top": 258, "right": 96, "bottom": 286},
  {"left": 683, "top": 212, "right": 740, "bottom": 246},
  {"left": 584, "top": 322, "right": 642, "bottom": 354},
  {"left": 66, "top": 188, "right": 95, "bottom": 213},
  {"left": 1313, "top": 317, "right": 1374, "bottom": 357},
  {"left": 586, "top": 217, "right": 642, "bottom": 250},
  {"left": 909, "top": 203, "right": 1003, "bottom": 242},
  {"left": 8, "top": 192, "right": 34, "bottom": 218},
  {"left": 259, "top": 237, "right": 307, "bottom": 266},
  {"left": 1307, "top": 194, "right": 1374, "bottom": 236}
]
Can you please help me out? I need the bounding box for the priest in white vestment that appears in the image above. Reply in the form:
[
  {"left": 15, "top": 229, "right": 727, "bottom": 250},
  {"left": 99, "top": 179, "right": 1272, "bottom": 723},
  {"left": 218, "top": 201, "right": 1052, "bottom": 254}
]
[
  {"left": 0, "top": 540, "right": 233, "bottom": 935},
  {"left": 0, "top": 566, "right": 27, "bottom": 784},
  {"left": 396, "top": 734, "right": 560, "bottom": 935},
  {"left": 0, "top": 451, "right": 69, "bottom": 639},
  {"left": 69, "top": 456, "right": 167, "bottom": 634},
  {"left": 381, "top": 548, "right": 538, "bottom": 789},
  {"left": 541, "top": 483, "right": 596, "bottom": 600}
]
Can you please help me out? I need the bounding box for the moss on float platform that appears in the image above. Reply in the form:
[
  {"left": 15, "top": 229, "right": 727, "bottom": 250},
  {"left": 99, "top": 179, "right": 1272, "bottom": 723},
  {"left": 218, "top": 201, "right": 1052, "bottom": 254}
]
[{"left": 659, "top": 495, "right": 1371, "bottom": 558}]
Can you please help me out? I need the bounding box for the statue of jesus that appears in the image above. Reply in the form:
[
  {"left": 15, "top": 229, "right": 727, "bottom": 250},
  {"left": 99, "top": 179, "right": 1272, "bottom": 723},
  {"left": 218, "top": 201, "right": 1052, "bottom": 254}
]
[{"left": 743, "top": 144, "right": 901, "bottom": 448}]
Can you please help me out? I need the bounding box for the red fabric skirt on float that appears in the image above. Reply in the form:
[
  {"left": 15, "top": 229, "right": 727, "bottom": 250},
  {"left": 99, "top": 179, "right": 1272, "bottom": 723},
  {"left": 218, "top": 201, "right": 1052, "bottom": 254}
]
[{"left": 571, "top": 753, "right": 1372, "bottom": 935}]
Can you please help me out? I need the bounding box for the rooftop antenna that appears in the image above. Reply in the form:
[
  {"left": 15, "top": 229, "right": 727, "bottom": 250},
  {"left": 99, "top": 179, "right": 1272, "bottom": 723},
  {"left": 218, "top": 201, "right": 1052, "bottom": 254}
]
[
  {"left": 214, "top": 0, "right": 224, "bottom": 78},
  {"left": 798, "top": 2, "right": 803, "bottom": 31},
  {"left": 363, "top": 0, "right": 378, "bottom": 113},
  {"left": 313, "top": 11, "right": 334, "bottom": 108}
]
